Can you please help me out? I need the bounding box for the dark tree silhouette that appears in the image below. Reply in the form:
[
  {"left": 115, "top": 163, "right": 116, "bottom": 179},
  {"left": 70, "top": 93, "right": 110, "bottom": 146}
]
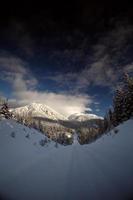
[
  {"left": 105, "top": 73, "right": 133, "bottom": 130},
  {"left": 0, "top": 102, "right": 12, "bottom": 119}
]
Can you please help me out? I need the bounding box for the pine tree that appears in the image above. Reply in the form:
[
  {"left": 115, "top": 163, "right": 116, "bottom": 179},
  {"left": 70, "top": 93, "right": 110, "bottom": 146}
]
[
  {"left": 0, "top": 102, "right": 12, "bottom": 119},
  {"left": 122, "top": 73, "right": 133, "bottom": 120},
  {"left": 106, "top": 73, "right": 133, "bottom": 128},
  {"left": 101, "top": 73, "right": 132, "bottom": 132},
  {"left": 112, "top": 88, "right": 124, "bottom": 126}
]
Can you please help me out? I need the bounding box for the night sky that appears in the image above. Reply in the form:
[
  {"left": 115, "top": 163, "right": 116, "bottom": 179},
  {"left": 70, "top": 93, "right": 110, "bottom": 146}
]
[{"left": 0, "top": 1, "right": 133, "bottom": 116}]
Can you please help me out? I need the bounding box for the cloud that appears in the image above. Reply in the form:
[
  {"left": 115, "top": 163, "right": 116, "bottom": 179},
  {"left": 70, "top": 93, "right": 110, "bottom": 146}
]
[
  {"left": 47, "top": 20, "right": 133, "bottom": 91},
  {"left": 14, "top": 90, "right": 92, "bottom": 116},
  {"left": 77, "top": 54, "right": 118, "bottom": 88},
  {"left": 0, "top": 55, "right": 38, "bottom": 89},
  {"left": 124, "top": 62, "right": 133, "bottom": 73},
  {"left": 0, "top": 55, "right": 92, "bottom": 116},
  {"left": 1, "top": 20, "right": 132, "bottom": 116},
  {"left": 83, "top": 21, "right": 133, "bottom": 87},
  {"left": 95, "top": 108, "right": 100, "bottom": 112},
  {"left": 0, "top": 56, "right": 26, "bottom": 74}
]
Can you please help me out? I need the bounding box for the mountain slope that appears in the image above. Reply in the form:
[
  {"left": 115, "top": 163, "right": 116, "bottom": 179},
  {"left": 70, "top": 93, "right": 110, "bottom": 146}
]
[
  {"left": 0, "top": 119, "right": 133, "bottom": 200},
  {"left": 11, "top": 102, "right": 67, "bottom": 120},
  {"left": 68, "top": 113, "right": 103, "bottom": 121}
]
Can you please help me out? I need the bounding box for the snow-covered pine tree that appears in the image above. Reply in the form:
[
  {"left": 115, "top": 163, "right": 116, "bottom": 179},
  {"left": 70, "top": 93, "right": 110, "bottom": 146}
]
[
  {"left": 107, "top": 73, "right": 133, "bottom": 128},
  {"left": 112, "top": 88, "right": 124, "bottom": 126},
  {"left": 122, "top": 73, "right": 133, "bottom": 120},
  {"left": 108, "top": 108, "right": 114, "bottom": 129},
  {"left": 101, "top": 73, "right": 132, "bottom": 132},
  {"left": 0, "top": 101, "right": 12, "bottom": 119},
  {"left": 103, "top": 115, "right": 109, "bottom": 132}
]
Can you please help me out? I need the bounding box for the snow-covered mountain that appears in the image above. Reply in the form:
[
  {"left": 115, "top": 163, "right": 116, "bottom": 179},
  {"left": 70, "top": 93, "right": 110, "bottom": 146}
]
[
  {"left": 11, "top": 102, "right": 67, "bottom": 121},
  {"left": 68, "top": 113, "right": 103, "bottom": 121},
  {"left": 10, "top": 104, "right": 104, "bottom": 142},
  {"left": 0, "top": 118, "right": 133, "bottom": 200},
  {"left": 11, "top": 103, "right": 103, "bottom": 123}
]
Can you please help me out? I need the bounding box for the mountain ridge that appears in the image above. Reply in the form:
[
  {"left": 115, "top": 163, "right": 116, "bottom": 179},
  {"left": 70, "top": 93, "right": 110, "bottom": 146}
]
[
  {"left": 11, "top": 102, "right": 103, "bottom": 122},
  {"left": 11, "top": 102, "right": 67, "bottom": 121},
  {"left": 68, "top": 112, "right": 103, "bottom": 121}
]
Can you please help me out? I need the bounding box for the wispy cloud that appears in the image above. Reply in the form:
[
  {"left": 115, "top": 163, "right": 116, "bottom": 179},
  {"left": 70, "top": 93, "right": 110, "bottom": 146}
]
[
  {"left": 47, "top": 20, "right": 133, "bottom": 91},
  {"left": 0, "top": 55, "right": 37, "bottom": 90}
]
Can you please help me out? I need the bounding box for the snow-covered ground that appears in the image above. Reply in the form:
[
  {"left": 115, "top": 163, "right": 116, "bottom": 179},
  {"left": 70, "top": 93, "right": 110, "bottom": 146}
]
[{"left": 0, "top": 119, "right": 133, "bottom": 200}]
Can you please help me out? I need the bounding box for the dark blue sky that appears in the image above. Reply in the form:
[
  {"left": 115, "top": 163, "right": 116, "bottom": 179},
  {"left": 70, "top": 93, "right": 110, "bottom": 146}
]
[{"left": 0, "top": 1, "right": 133, "bottom": 116}]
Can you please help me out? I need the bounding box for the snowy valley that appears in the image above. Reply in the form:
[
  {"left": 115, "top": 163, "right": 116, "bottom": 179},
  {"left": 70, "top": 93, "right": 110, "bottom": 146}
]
[
  {"left": 0, "top": 118, "right": 133, "bottom": 200},
  {"left": 0, "top": 73, "right": 132, "bottom": 200},
  {"left": 11, "top": 102, "right": 104, "bottom": 145}
]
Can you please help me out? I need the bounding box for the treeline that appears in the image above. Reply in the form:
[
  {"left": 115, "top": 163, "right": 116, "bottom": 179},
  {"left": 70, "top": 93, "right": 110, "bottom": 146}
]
[
  {"left": 14, "top": 114, "right": 74, "bottom": 145},
  {"left": 104, "top": 73, "right": 133, "bottom": 132}
]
